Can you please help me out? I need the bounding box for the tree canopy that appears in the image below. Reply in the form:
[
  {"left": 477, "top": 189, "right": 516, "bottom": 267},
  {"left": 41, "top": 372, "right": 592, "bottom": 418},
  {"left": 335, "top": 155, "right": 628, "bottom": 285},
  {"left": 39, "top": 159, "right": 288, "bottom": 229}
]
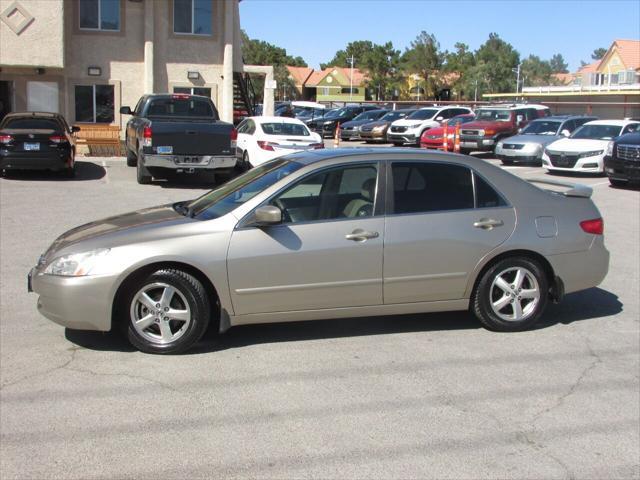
[{"left": 591, "top": 47, "right": 608, "bottom": 60}]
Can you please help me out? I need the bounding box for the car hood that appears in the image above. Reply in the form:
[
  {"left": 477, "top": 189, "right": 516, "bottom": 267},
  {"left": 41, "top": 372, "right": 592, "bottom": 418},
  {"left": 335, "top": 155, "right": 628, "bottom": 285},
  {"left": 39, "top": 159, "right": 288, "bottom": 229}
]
[
  {"left": 392, "top": 118, "right": 430, "bottom": 127},
  {"left": 461, "top": 120, "right": 511, "bottom": 130},
  {"left": 502, "top": 134, "right": 562, "bottom": 146},
  {"left": 546, "top": 138, "right": 609, "bottom": 153},
  {"left": 43, "top": 203, "right": 196, "bottom": 258},
  {"left": 362, "top": 120, "right": 390, "bottom": 128}
]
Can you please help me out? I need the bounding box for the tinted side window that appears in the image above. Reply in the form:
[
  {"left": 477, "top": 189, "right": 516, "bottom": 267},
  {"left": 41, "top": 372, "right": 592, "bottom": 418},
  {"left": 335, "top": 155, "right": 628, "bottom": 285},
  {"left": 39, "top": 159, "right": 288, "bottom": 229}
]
[
  {"left": 273, "top": 164, "right": 378, "bottom": 223},
  {"left": 246, "top": 120, "right": 256, "bottom": 135},
  {"left": 474, "top": 173, "right": 507, "bottom": 208},
  {"left": 391, "top": 163, "right": 474, "bottom": 214}
]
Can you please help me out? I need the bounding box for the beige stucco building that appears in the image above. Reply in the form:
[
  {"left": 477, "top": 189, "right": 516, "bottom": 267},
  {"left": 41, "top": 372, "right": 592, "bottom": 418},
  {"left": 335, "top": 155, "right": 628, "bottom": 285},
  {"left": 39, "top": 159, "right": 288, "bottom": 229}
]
[{"left": 0, "top": 0, "right": 272, "bottom": 131}]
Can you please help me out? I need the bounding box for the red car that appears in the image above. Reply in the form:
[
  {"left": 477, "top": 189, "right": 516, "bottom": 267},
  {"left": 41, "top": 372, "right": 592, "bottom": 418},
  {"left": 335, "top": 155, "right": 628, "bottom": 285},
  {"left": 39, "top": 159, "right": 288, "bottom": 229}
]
[{"left": 420, "top": 114, "right": 476, "bottom": 150}]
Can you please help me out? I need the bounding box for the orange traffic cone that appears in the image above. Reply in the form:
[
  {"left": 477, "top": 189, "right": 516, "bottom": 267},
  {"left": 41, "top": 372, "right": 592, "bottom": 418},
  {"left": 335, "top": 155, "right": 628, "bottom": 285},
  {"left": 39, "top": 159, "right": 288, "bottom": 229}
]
[
  {"left": 334, "top": 124, "right": 341, "bottom": 148},
  {"left": 443, "top": 122, "right": 449, "bottom": 152},
  {"left": 454, "top": 123, "right": 461, "bottom": 153}
]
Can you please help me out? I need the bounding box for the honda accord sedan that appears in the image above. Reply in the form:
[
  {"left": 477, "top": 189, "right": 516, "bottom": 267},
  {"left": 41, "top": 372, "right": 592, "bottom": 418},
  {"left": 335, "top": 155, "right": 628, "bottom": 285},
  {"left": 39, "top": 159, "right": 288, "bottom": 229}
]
[{"left": 29, "top": 149, "right": 609, "bottom": 354}]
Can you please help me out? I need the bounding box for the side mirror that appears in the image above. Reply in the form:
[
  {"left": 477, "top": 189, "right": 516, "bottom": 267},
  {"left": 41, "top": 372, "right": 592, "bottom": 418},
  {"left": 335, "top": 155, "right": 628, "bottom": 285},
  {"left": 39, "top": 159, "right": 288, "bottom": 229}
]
[
  {"left": 435, "top": 116, "right": 444, "bottom": 122},
  {"left": 119, "top": 106, "right": 132, "bottom": 115},
  {"left": 561, "top": 129, "right": 570, "bottom": 137},
  {"left": 254, "top": 205, "right": 282, "bottom": 226},
  {"left": 71, "top": 126, "right": 81, "bottom": 133}
]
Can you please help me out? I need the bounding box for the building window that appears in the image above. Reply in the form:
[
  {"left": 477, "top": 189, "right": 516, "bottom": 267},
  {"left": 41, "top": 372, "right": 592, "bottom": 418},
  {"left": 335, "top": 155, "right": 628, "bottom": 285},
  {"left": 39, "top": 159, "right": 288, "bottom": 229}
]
[
  {"left": 79, "top": 0, "right": 120, "bottom": 31},
  {"left": 340, "top": 87, "right": 360, "bottom": 94},
  {"left": 75, "top": 85, "right": 115, "bottom": 123},
  {"left": 320, "top": 87, "right": 329, "bottom": 96},
  {"left": 174, "top": 0, "right": 212, "bottom": 35},
  {"left": 173, "top": 87, "right": 212, "bottom": 97}
]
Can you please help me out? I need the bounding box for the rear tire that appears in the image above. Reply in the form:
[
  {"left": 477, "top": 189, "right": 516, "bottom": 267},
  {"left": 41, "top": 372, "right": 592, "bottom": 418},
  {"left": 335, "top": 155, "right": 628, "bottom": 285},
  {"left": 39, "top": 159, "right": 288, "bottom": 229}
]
[
  {"left": 136, "top": 148, "right": 152, "bottom": 184},
  {"left": 122, "top": 269, "right": 212, "bottom": 354},
  {"left": 501, "top": 159, "right": 513, "bottom": 166},
  {"left": 126, "top": 146, "right": 137, "bottom": 167},
  {"left": 471, "top": 257, "right": 548, "bottom": 332},
  {"left": 609, "top": 178, "right": 626, "bottom": 188}
]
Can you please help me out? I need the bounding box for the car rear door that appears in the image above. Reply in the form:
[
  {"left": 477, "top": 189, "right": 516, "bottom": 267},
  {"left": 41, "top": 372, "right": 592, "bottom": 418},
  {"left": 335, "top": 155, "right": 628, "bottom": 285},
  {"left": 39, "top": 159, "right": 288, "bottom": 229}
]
[
  {"left": 227, "top": 161, "right": 385, "bottom": 315},
  {"left": 383, "top": 161, "right": 516, "bottom": 304}
]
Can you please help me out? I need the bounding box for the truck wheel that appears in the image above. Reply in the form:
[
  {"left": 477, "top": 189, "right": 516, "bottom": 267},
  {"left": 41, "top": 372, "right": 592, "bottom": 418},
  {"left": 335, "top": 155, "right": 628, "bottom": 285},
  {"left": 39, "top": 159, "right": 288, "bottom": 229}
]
[
  {"left": 609, "top": 178, "right": 626, "bottom": 188},
  {"left": 242, "top": 151, "right": 252, "bottom": 170},
  {"left": 126, "top": 147, "right": 137, "bottom": 167},
  {"left": 136, "top": 148, "right": 152, "bottom": 184},
  {"left": 124, "top": 269, "right": 211, "bottom": 354}
]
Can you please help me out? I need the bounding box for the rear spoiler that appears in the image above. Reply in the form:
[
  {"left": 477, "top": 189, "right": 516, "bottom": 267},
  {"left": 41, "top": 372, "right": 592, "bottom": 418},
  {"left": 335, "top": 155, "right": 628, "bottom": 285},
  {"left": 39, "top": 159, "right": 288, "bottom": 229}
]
[{"left": 527, "top": 178, "right": 593, "bottom": 198}]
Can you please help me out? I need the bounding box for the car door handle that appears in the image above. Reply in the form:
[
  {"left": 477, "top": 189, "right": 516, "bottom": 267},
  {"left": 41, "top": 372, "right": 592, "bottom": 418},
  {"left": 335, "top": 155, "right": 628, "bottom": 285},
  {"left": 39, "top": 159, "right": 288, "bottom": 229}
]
[
  {"left": 345, "top": 229, "right": 379, "bottom": 241},
  {"left": 473, "top": 218, "right": 504, "bottom": 230}
]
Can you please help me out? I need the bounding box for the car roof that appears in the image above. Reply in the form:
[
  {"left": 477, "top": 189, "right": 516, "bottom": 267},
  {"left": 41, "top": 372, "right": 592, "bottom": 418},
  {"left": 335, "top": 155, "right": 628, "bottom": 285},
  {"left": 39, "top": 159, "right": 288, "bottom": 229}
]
[
  {"left": 284, "top": 147, "right": 474, "bottom": 166},
  {"left": 3, "top": 111, "right": 62, "bottom": 118},
  {"left": 584, "top": 119, "right": 638, "bottom": 126},
  {"left": 250, "top": 116, "right": 305, "bottom": 125}
]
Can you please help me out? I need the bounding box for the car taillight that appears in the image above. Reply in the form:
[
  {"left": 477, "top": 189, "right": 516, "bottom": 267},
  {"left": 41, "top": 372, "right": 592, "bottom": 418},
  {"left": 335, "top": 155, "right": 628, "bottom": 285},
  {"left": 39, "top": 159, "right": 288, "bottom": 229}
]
[
  {"left": 257, "top": 141, "right": 278, "bottom": 151},
  {"left": 580, "top": 218, "right": 604, "bottom": 235},
  {"left": 309, "top": 142, "right": 324, "bottom": 149},
  {"left": 49, "top": 135, "right": 66, "bottom": 144},
  {"left": 0, "top": 134, "right": 13, "bottom": 144},
  {"left": 230, "top": 128, "right": 238, "bottom": 141},
  {"left": 172, "top": 94, "right": 190, "bottom": 99},
  {"left": 142, "top": 126, "right": 152, "bottom": 147}
]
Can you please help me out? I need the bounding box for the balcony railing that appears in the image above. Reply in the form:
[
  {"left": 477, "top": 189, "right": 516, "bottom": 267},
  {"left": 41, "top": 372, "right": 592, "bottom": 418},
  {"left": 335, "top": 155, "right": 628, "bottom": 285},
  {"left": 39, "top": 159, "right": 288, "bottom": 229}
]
[{"left": 522, "top": 83, "right": 640, "bottom": 94}]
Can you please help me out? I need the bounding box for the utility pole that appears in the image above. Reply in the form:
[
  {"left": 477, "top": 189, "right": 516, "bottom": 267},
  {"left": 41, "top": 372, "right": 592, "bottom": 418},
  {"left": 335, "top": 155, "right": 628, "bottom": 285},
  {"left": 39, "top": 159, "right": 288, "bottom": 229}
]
[
  {"left": 474, "top": 79, "right": 478, "bottom": 102},
  {"left": 512, "top": 63, "right": 521, "bottom": 96},
  {"left": 349, "top": 55, "right": 355, "bottom": 101}
]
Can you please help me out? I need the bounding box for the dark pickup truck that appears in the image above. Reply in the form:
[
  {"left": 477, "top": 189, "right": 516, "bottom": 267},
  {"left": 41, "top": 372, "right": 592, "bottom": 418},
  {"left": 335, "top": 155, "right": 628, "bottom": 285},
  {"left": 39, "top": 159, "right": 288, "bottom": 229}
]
[{"left": 121, "top": 94, "right": 237, "bottom": 184}]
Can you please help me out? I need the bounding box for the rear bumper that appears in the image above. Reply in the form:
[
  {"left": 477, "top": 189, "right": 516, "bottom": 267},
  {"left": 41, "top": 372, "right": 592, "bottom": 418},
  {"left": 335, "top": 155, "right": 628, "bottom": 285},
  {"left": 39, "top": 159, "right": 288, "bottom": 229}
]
[
  {"left": 0, "top": 150, "right": 71, "bottom": 170},
  {"left": 604, "top": 156, "right": 640, "bottom": 182},
  {"left": 143, "top": 154, "right": 237, "bottom": 170},
  {"left": 30, "top": 268, "right": 116, "bottom": 331},
  {"left": 546, "top": 237, "right": 609, "bottom": 295}
]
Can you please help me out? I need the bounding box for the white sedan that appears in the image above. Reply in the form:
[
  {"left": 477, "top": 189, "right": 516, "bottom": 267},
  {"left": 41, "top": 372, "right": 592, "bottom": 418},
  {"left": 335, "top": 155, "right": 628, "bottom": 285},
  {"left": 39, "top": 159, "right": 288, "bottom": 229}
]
[
  {"left": 543, "top": 119, "right": 639, "bottom": 174},
  {"left": 236, "top": 116, "right": 324, "bottom": 168}
]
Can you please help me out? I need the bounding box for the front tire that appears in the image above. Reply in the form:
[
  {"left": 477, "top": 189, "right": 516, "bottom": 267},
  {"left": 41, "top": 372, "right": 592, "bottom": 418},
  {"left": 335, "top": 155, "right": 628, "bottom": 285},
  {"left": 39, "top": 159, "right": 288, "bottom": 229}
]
[
  {"left": 123, "top": 269, "right": 211, "bottom": 354},
  {"left": 609, "top": 178, "right": 627, "bottom": 188},
  {"left": 471, "top": 257, "right": 548, "bottom": 332}
]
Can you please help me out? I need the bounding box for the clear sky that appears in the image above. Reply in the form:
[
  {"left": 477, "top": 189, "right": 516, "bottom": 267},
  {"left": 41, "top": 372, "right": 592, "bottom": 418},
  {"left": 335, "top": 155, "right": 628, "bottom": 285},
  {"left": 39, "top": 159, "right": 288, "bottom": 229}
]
[{"left": 239, "top": 0, "right": 640, "bottom": 71}]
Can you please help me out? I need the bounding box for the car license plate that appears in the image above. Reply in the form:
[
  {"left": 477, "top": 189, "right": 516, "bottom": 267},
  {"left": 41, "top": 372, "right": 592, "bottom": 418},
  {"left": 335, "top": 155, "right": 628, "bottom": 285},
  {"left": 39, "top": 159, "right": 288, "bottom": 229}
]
[
  {"left": 24, "top": 142, "right": 40, "bottom": 151},
  {"left": 157, "top": 146, "right": 173, "bottom": 154}
]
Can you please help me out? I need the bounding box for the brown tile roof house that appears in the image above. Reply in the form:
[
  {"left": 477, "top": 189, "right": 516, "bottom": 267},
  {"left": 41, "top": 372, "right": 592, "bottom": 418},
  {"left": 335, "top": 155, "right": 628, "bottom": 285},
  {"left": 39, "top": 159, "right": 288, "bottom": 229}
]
[
  {"left": 286, "top": 66, "right": 314, "bottom": 87},
  {"left": 610, "top": 39, "right": 640, "bottom": 70},
  {"left": 305, "top": 67, "right": 368, "bottom": 87}
]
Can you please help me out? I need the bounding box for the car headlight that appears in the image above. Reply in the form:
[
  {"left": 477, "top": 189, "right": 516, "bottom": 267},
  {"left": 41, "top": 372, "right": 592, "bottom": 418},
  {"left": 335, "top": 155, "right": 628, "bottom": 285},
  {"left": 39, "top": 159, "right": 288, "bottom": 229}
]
[
  {"left": 410, "top": 123, "right": 422, "bottom": 129},
  {"left": 497, "top": 142, "right": 503, "bottom": 149},
  {"left": 373, "top": 125, "right": 385, "bottom": 132},
  {"left": 44, "top": 248, "right": 111, "bottom": 276},
  {"left": 324, "top": 120, "right": 334, "bottom": 125},
  {"left": 522, "top": 143, "right": 541, "bottom": 153},
  {"left": 605, "top": 141, "right": 614, "bottom": 156},
  {"left": 578, "top": 150, "right": 604, "bottom": 158}
]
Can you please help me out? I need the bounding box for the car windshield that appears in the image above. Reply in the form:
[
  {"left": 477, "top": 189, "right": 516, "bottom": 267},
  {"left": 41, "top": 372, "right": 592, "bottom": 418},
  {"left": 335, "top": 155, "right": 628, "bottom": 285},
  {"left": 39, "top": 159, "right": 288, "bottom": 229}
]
[
  {"left": 522, "top": 120, "right": 562, "bottom": 135},
  {"left": 187, "top": 159, "right": 304, "bottom": 220},
  {"left": 2, "top": 118, "right": 61, "bottom": 130},
  {"left": 381, "top": 111, "right": 411, "bottom": 122},
  {"left": 261, "top": 122, "right": 310, "bottom": 136},
  {"left": 407, "top": 109, "right": 438, "bottom": 120},
  {"left": 570, "top": 124, "right": 622, "bottom": 140},
  {"left": 447, "top": 115, "right": 475, "bottom": 126},
  {"left": 476, "top": 109, "right": 512, "bottom": 122},
  {"left": 325, "top": 108, "right": 351, "bottom": 118},
  {"left": 354, "top": 111, "right": 384, "bottom": 121}
]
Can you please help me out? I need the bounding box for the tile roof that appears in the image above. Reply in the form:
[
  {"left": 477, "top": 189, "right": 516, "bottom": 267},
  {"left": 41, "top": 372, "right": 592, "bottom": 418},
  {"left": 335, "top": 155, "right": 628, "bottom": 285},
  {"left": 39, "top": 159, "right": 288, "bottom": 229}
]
[
  {"left": 303, "top": 67, "right": 368, "bottom": 87},
  {"left": 552, "top": 73, "right": 575, "bottom": 85},
  {"left": 577, "top": 62, "right": 600, "bottom": 74},
  {"left": 612, "top": 39, "right": 640, "bottom": 70},
  {"left": 286, "top": 66, "right": 314, "bottom": 86}
]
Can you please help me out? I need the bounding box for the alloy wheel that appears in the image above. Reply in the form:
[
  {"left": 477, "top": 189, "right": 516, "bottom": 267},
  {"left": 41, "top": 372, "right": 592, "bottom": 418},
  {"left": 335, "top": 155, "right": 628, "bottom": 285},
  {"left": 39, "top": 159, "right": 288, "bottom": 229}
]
[{"left": 489, "top": 267, "right": 541, "bottom": 322}]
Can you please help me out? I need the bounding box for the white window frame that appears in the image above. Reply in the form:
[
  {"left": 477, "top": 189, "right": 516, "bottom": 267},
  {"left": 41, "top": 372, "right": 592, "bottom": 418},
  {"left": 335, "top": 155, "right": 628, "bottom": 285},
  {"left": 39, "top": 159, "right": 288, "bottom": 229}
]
[
  {"left": 173, "top": 0, "right": 212, "bottom": 36},
  {"left": 79, "top": 0, "right": 120, "bottom": 32},
  {"left": 75, "top": 84, "right": 114, "bottom": 123}
]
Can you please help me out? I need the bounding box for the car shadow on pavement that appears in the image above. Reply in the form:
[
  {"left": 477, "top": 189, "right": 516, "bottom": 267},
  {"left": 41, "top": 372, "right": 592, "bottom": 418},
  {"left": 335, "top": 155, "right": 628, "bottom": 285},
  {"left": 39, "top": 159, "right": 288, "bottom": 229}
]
[
  {"left": 1, "top": 161, "right": 106, "bottom": 181},
  {"left": 64, "top": 287, "right": 622, "bottom": 355},
  {"left": 156, "top": 171, "right": 236, "bottom": 190}
]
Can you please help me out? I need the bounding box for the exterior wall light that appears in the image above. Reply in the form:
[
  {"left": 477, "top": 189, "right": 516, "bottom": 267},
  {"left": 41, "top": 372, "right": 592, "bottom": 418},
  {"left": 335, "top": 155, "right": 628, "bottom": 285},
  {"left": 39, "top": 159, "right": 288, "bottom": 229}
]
[{"left": 88, "top": 67, "right": 102, "bottom": 77}]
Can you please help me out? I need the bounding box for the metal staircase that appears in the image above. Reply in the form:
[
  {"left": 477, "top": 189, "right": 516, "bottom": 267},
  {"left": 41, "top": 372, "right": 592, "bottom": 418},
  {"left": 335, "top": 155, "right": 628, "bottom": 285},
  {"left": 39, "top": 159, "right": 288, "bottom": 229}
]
[{"left": 233, "top": 72, "right": 257, "bottom": 123}]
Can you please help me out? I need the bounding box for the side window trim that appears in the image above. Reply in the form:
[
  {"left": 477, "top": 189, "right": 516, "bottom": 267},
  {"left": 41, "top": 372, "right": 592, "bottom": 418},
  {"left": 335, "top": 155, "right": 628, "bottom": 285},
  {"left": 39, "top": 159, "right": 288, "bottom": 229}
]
[{"left": 471, "top": 169, "right": 511, "bottom": 209}]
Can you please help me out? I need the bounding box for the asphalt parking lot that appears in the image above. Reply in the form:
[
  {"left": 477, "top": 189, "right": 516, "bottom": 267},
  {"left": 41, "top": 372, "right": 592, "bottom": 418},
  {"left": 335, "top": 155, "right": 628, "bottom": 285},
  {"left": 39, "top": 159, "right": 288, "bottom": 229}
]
[{"left": 1, "top": 145, "right": 638, "bottom": 479}]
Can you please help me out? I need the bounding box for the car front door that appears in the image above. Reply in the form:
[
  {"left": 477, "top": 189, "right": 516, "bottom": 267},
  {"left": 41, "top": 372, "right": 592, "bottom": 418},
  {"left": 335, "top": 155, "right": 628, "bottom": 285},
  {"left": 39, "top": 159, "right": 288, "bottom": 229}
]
[
  {"left": 383, "top": 161, "right": 516, "bottom": 304},
  {"left": 227, "top": 162, "right": 385, "bottom": 315}
]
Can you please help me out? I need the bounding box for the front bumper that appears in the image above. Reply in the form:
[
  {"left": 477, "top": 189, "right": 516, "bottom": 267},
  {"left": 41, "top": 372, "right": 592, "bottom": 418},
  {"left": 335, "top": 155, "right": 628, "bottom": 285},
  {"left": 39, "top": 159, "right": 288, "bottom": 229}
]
[
  {"left": 604, "top": 155, "right": 640, "bottom": 182},
  {"left": 542, "top": 154, "right": 604, "bottom": 173},
  {"left": 340, "top": 129, "right": 360, "bottom": 140},
  {"left": 387, "top": 132, "right": 418, "bottom": 144},
  {"left": 30, "top": 267, "right": 117, "bottom": 331},
  {"left": 143, "top": 155, "right": 237, "bottom": 171},
  {"left": 1, "top": 149, "right": 71, "bottom": 171},
  {"left": 359, "top": 130, "right": 386, "bottom": 141},
  {"left": 459, "top": 137, "right": 496, "bottom": 151}
]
